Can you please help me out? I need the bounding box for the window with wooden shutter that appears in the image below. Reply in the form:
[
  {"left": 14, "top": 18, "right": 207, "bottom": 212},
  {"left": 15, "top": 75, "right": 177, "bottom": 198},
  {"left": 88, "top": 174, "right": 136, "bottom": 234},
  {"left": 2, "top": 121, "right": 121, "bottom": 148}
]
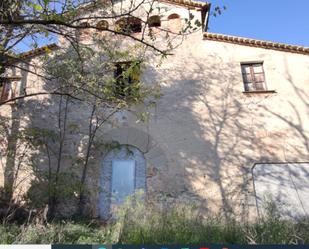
[{"left": 241, "top": 63, "right": 267, "bottom": 92}]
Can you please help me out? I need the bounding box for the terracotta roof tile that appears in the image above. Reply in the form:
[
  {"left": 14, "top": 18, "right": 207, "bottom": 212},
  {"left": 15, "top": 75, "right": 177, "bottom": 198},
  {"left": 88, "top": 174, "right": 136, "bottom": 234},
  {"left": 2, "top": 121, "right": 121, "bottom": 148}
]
[
  {"left": 19, "top": 43, "right": 59, "bottom": 59},
  {"left": 159, "top": 0, "right": 209, "bottom": 9},
  {"left": 204, "top": 32, "right": 309, "bottom": 55},
  {"left": 76, "top": 0, "right": 209, "bottom": 14}
]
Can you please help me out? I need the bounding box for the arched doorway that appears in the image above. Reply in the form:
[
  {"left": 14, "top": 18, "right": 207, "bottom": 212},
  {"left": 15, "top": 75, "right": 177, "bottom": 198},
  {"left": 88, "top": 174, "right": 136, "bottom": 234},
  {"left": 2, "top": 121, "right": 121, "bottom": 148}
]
[{"left": 99, "top": 145, "right": 146, "bottom": 218}]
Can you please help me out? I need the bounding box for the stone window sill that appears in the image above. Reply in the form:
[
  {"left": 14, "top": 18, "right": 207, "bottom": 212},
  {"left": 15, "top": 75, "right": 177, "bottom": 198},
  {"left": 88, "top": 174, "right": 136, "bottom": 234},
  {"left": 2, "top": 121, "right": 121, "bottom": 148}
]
[{"left": 242, "top": 90, "right": 277, "bottom": 95}]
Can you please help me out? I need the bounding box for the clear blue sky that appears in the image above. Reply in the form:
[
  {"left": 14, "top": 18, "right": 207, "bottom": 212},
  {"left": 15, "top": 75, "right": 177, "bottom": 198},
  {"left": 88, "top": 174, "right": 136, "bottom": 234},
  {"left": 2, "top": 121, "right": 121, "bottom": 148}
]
[
  {"left": 207, "top": 0, "right": 309, "bottom": 47},
  {"left": 16, "top": 0, "right": 309, "bottom": 52}
]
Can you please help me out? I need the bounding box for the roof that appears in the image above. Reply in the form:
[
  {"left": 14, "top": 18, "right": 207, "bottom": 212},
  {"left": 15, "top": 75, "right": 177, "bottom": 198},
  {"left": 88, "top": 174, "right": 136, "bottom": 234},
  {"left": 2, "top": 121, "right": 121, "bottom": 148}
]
[
  {"left": 204, "top": 32, "right": 309, "bottom": 55},
  {"left": 5, "top": 43, "right": 58, "bottom": 66},
  {"left": 159, "top": 0, "right": 209, "bottom": 9},
  {"left": 19, "top": 43, "right": 59, "bottom": 59},
  {"left": 75, "top": 0, "right": 209, "bottom": 14}
]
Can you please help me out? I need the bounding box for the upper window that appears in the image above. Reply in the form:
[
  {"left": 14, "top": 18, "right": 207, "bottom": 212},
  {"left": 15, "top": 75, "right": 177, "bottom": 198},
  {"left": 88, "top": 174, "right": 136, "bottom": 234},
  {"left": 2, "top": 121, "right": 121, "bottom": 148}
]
[
  {"left": 168, "top": 13, "right": 180, "bottom": 20},
  {"left": 241, "top": 63, "right": 266, "bottom": 92},
  {"left": 148, "top": 15, "right": 161, "bottom": 28},
  {"left": 114, "top": 61, "right": 140, "bottom": 99},
  {"left": 96, "top": 20, "right": 109, "bottom": 30},
  {"left": 167, "top": 13, "right": 181, "bottom": 33},
  {"left": 115, "top": 17, "right": 142, "bottom": 33},
  {"left": 0, "top": 80, "right": 16, "bottom": 103}
]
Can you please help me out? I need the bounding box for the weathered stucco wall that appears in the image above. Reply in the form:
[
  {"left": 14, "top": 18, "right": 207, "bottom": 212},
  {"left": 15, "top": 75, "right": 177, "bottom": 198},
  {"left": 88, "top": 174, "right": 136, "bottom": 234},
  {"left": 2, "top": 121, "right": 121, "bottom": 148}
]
[
  {"left": 1, "top": 1, "right": 309, "bottom": 220},
  {"left": 142, "top": 34, "right": 309, "bottom": 219}
]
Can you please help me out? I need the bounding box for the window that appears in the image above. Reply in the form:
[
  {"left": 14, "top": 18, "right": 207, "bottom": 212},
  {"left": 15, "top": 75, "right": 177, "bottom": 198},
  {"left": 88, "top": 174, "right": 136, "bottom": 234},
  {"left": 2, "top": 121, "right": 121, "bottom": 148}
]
[
  {"left": 114, "top": 61, "right": 140, "bottom": 98},
  {"left": 111, "top": 160, "right": 135, "bottom": 204},
  {"left": 168, "top": 13, "right": 180, "bottom": 19},
  {"left": 148, "top": 15, "right": 161, "bottom": 28},
  {"left": 241, "top": 63, "right": 266, "bottom": 92},
  {"left": 0, "top": 81, "right": 15, "bottom": 103},
  {"left": 168, "top": 13, "right": 181, "bottom": 33},
  {"left": 96, "top": 20, "right": 109, "bottom": 30},
  {"left": 115, "top": 17, "right": 142, "bottom": 33}
]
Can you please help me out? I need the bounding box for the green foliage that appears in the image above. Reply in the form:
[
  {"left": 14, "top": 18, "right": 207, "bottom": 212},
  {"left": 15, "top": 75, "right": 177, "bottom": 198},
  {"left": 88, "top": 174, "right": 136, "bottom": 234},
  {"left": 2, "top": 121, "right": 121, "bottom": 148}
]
[
  {"left": 0, "top": 224, "right": 19, "bottom": 244},
  {"left": 1, "top": 201, "right": 309, "bottom": 244},
  {"left": 11, "top": 221, "right": 109, "bottom": 244},
  {"left": 27, "top": 2, "right": 43, "bottom": 11},
  {"left": 22, "top": 127, "right": 58, "bottom": 147},
  {"left": 116, "top": 197, "right": 245, "bottom": 244},
  {"left": 44, "top": 42, "right": 153, "bottom": 107},
  {"left": 26, "top": 171, "right": 81, "bottom": 209},
  {"left": 110, "top": 197, "right": 309, "bottom": 245}
]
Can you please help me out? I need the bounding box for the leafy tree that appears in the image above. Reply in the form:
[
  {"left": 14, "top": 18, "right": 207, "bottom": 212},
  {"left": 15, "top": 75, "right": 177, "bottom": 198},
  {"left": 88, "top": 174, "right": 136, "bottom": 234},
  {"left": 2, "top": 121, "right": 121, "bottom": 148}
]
[{"left": 0, "top": 0, "right": 225, "bottom": 218}]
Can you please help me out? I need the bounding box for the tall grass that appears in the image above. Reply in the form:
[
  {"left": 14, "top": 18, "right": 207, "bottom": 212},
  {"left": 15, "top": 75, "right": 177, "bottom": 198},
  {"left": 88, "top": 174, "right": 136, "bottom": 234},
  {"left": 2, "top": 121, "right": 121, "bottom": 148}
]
[
  {"left": 117, "top": 197, "right": 309, "bottom": 244},
  {"left": 1, "top": 197, "right": 309, "bottom": 244}
]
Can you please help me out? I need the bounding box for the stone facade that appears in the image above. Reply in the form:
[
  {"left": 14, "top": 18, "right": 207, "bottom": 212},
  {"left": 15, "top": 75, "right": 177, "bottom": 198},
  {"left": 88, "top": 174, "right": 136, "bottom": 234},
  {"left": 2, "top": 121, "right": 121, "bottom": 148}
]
[{"left": 1, "top": 0, "right": 309, "bottom": 220}]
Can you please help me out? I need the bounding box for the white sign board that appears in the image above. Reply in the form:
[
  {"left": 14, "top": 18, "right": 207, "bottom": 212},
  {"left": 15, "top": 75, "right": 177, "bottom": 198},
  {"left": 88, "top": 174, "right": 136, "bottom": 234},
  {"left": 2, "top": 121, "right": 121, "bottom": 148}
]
[{"left": 253, "top": 163, "right": 309, "bottom": 219}]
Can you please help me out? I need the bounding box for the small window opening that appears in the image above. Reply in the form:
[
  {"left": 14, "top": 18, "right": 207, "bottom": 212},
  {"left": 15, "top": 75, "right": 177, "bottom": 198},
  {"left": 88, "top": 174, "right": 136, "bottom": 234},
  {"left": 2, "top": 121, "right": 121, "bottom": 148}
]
[
  {"left": 148, "top": 15, "right": 161, "bottom": 27},
  {"left": 115, "top": 17, "right": 142, "bottom": 33},
  {"left": 168, "top": 13, "right": 180, "bottom": 20},
  {"left": 96, "top": 20, "right": 109, "bottom": 30}
]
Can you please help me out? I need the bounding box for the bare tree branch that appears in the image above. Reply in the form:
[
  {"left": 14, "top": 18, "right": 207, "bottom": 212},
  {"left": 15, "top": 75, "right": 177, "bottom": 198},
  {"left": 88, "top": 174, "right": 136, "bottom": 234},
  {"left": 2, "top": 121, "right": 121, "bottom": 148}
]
[{"left": 0, "top": 91, "right": 82, "bottom": 106}]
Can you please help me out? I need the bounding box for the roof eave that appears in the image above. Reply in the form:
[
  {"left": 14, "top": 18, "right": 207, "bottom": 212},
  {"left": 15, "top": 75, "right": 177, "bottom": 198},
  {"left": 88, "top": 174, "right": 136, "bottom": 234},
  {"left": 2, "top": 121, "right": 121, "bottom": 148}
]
[{"left": 203, "top": 32, "right": 309, "bottom": 55}]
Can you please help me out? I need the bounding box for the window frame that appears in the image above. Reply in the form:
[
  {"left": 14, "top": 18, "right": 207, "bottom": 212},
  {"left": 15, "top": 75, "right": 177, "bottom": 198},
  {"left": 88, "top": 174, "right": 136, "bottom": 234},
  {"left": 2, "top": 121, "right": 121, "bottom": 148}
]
[
  {"left": 113, "top": 61, "right": 141, "bottom": 99},
  {"left": 241, "top": 62, "right": 268, "bottom": 92},
  {"left": 0, "top": 78, "right": 19, "bottom": 103},
  {"left": 0, "top": 81, "right": 9, "bottom": 102}
]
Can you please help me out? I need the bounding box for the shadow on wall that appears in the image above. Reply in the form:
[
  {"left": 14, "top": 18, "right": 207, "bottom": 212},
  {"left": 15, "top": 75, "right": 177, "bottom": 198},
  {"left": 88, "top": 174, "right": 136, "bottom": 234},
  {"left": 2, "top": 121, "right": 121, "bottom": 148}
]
[
  {"left": 0, "top": 42, "right": 166, "bottom": 219},
  {"left": 0, "top": 63, "right": 31, "bottom": 204},
  {"left": 261, "top": 55, "right": 309, "bottom": 157},
  {"left": 0, "top": 51, "right": 105, "bottom": 218},
  {"left": 253, "top": 162, "right": 309, "bottom": 220},
  {"left": 249, "top": 56, "right": 309, "bottom": 219},
  {"left": 146, "top": 50, "right": 309, "bottom": 220},
  {"left": 0, "top": 45, "right": 309, "bottom": 221}
]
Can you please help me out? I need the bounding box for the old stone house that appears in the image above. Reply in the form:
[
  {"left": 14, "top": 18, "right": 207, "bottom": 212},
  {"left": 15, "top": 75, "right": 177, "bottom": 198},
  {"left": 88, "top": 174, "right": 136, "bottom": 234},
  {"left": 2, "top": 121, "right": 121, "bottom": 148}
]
[{"left": 1, "top": 0, "right": 309, "bottom": 220}]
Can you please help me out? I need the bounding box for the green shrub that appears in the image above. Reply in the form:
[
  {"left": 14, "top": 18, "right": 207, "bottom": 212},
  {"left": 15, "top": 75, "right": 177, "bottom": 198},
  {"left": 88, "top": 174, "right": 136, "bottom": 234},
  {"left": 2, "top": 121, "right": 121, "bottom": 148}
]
[
  {"left": 0, "top": 198, "right": 309, "bottom": 244},
  {"left": 12, "top": 221, "right": 109, "bottom": 244},
  {"left": 0, "top": 224, "right": 19, "bottom": 244},
  {"left": 114, "top": 196, "right": 309, "bottom": 244}
]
